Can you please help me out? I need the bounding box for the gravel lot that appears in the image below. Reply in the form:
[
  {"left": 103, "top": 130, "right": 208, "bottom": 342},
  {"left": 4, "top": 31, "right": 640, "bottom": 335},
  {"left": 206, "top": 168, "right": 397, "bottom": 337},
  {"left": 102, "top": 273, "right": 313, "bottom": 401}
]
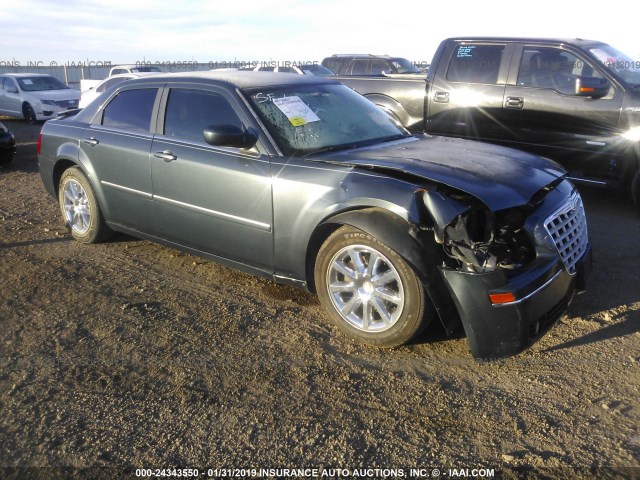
[{"left": 0, "top": 117, "right": 639, "bottom": 479}]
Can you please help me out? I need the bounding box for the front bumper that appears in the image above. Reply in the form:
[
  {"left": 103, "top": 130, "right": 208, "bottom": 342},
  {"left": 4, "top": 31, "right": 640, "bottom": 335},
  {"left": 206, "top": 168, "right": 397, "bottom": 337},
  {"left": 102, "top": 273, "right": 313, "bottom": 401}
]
[
  {"left": 441, "top": 246, "right": 592, "bottom": 359},
  {"left": 35, "top": 101, "right": 79, "bottom": 121}
]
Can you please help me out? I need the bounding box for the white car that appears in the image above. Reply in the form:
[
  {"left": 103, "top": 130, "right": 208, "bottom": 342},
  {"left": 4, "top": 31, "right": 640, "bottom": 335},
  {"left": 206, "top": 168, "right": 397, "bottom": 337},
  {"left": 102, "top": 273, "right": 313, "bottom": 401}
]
[
  {"left": 79, "top": 72, "right": 161, "bottom": 108},
  {"left": 80, "top": 65, "right": 163, "bottom": 91},
  {"left": 0, "top": 73, "right": 80, "bottom": 123}
]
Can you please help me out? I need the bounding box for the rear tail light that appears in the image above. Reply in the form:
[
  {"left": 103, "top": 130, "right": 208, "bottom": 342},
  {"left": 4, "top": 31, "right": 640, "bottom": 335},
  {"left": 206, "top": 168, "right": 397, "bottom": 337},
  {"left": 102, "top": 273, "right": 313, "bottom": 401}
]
[{"left": 37, "top": 133, "right": 42, "bottom": 155}]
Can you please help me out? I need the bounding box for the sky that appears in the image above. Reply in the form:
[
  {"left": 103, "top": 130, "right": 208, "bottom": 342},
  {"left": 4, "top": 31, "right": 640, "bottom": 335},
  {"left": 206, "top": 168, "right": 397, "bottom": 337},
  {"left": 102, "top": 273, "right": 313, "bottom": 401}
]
[{"left": 1, "top": 0, "right": 638, "bottom": 66}]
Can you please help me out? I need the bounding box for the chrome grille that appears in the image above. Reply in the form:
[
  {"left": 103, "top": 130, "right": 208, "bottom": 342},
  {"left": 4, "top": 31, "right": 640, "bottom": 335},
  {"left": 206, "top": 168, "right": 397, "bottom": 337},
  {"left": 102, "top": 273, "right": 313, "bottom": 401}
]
[
  {"left": 545, "top": 191, "right": 588, "bottom": 274},
  {"left": 53, "top": 100, "right": 78, "bottom": 108}
]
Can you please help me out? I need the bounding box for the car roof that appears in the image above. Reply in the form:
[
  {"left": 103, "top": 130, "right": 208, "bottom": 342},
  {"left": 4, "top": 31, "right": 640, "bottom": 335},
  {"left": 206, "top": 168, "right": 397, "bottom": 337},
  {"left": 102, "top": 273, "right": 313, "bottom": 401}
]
[
  {"left": 1, "top": 73, "right": 56, "bottom": 78},
  {"left": 98, "top": 72, "right": 161, "bottom": 82},
  {"left": 443, "top": 37, "right": 606, "bottom": 47},
  {"left": 328, "top": 54, "right": 394, "bottom": 59},
  {"left": 125, "top": 71, "right": 337, "bottom": 89}
]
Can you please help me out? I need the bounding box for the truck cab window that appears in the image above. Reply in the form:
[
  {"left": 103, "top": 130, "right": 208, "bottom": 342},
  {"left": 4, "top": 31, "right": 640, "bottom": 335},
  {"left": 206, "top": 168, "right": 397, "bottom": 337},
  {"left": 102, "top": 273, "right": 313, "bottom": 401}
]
[
  {"left": 517, "top": 47, "right": 602, "bottom": 95},
  {"left": 446, "top": 44, "right": 505, "bottom": 84}
]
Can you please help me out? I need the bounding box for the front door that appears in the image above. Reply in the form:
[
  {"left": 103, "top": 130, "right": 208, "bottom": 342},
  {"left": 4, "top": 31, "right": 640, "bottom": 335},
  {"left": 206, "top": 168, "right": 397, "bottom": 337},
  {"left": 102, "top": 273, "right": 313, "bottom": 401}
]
[
  {"left": 150, "top": 87, "right": 274, "bottom": 271},
  {"left": 503, "top": 45, "right": 624, "bottom": 181},
  {"left": 0, "top": 77, "right": 23, "bottom": 117}
]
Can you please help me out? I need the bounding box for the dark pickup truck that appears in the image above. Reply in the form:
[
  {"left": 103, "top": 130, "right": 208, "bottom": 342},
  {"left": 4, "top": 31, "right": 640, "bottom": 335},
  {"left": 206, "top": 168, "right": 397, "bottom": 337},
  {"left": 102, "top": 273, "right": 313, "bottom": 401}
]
[{"left": 336, "top": 37, "right": 640, "bottom": 208}]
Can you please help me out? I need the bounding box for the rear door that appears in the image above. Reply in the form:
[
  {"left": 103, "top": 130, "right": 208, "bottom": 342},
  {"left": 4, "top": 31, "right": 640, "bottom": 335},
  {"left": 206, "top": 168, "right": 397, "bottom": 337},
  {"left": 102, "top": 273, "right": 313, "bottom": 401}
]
[
  {"left": 427, "top": 42, "right": 514, "bottom": 141},
  {"left": 150, "top": 86, "right": 274, "bottom": 271},
  {"left": 503, "top": 44, "right": 624, "bottom": 181},
  {"left": 80, "top": 86, "right": 160, "bottom": 233}
]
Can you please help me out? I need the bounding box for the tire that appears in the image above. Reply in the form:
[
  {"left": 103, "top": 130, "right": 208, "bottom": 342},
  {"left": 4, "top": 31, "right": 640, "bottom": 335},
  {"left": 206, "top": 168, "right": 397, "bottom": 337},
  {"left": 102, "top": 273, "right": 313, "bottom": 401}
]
[
  {"left": 58, "top": 167, "right": 112, "bottom": 243},
  {"left": 315, "top": 225, "right": 429, "bottom": 347},
  {"left": 23, "top": 103, "right": 37, "bottom": 124}
]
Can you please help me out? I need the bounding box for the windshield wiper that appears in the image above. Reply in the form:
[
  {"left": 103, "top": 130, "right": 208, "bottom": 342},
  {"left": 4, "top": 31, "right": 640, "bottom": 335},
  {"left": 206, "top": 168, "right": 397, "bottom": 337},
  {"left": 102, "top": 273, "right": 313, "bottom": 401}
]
[{"left": 303, "top": 134, "right": 409, "bottom": 156}]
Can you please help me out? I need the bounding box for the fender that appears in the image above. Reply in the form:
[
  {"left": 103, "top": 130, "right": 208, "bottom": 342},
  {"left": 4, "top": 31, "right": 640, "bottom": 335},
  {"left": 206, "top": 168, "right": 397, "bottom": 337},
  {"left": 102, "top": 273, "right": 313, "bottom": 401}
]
[
  {"left": 322, "top": 207, "right": 460, "bottom": 334},
  {"left": 363, "top": 93, "right": 410, "bottom": 127}
]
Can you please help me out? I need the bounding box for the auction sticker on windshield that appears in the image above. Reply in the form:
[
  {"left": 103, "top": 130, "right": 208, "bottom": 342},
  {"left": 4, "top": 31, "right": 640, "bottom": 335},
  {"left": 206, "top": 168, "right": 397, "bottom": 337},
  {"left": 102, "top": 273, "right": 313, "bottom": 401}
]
[{"left": 272, "top": 96, "right": 320, "bottom": 126}]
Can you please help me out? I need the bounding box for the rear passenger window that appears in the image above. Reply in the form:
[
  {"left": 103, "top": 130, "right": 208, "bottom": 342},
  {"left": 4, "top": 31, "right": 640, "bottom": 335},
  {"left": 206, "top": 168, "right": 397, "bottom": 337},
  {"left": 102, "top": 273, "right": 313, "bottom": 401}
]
[
  {"left": 164, "top": 89, "right": 242, "bottom": 143},
  {"left": 102, "top": 88, "right": 157, "bottom": 132},
  {"left": 350, "top": 60, "right": 370, "bottom": 75},
  {"left": 370, "top": 60, "right": 390, "bottom": 74},
  {"left": 447, "top": 44, "right": 505, "bottom": 84}
]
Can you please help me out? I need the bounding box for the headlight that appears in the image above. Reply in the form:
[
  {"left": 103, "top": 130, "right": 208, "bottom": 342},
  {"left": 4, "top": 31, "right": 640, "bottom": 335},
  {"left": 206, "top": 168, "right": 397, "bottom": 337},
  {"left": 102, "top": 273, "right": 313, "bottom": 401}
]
[{"left": 41, "top": 100, "right": 55, "bottom": 105}]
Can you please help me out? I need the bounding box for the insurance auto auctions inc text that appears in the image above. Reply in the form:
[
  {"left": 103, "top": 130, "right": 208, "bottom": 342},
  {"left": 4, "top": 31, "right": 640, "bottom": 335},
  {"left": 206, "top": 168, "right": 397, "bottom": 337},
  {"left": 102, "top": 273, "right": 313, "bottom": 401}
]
[{"left": 196, "top": 467, "right": 496, "bottom": 478}]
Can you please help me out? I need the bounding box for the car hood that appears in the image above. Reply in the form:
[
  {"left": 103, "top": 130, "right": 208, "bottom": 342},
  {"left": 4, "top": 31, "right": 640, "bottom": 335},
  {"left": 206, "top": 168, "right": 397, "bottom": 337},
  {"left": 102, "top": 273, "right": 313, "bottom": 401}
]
[
  {"left": 309, "top": 135, "right": 566, "bottom": 211},
  {"left": 24, "top": 89, "right": 80, "bottom": 101}
]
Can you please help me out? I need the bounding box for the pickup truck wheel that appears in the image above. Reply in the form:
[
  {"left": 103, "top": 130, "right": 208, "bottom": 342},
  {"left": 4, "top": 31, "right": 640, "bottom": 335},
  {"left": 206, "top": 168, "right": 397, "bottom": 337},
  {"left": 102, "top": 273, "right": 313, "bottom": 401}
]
[
  {"left": 23, "top": 103, "right": 37, "bottom": 124},
  {"left": 315, "top": 226, "right": 428, "bottom": 347},
  {"left": 58, "top": 167, "right": 112, "bottom": 243}
]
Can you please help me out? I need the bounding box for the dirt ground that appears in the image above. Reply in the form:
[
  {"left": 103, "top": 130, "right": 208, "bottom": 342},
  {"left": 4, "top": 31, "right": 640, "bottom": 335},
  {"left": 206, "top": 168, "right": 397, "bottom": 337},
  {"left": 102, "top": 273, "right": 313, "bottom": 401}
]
[{"left": 0, "top": 117, "right": 638, "bottom": 480}]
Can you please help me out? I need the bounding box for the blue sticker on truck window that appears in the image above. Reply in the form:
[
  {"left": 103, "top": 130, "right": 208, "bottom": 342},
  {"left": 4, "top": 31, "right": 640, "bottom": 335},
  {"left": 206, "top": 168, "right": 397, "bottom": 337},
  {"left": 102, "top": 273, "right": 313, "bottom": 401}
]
[{"left": 457, "top": 45, "right": 476, "bottom": 58}]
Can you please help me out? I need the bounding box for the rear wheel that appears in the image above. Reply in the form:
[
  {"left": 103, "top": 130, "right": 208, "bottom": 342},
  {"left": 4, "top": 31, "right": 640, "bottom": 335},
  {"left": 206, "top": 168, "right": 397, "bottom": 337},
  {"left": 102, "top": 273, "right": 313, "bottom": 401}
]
[
  {"left": 22, "top": 103, "right": 36, "bottom": 124},
  {"left": 315, "top": 226, "right": 429, "bottom": 347},
  {"left": 58, "top": 167, "right": 112, "bottom": 243}
]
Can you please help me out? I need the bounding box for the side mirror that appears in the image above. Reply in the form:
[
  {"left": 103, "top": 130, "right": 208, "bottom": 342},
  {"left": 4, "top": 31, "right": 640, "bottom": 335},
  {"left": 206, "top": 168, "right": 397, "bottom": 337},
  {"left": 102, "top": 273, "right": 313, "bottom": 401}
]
[
  {"left": 203, "top": 125, "right": 258, "bottom": 149},
  {"left": 575, "top": 77, "right": 610, "bottom": 98},
  {"left": 7, "top": 87, "right": 18, "bottom": 94}
]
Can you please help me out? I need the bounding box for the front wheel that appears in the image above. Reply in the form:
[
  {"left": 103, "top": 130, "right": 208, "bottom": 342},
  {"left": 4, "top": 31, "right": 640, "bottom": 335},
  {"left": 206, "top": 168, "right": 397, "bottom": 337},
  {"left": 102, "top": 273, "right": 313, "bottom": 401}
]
[
  {"left": 58, "top": 167, "right": 112, "bottom": 243},
  {"left": 315, "top": 226, "right": 430, "bottom": 347},
  {"left": 23, "top": 103, "right": 37, "bottom": 124}
]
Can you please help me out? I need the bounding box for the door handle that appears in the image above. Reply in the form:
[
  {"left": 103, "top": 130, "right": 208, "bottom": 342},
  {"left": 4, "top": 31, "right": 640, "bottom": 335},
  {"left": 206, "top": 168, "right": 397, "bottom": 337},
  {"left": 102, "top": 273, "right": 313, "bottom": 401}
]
[
  {"left": 83, "top": 137, "right": 99, "bottom": 146},
  {"left": 154, "top": 150, "right": 177, "bottom": 162},
  {"left": 504, "top": 96, "right": 524, "bottom": 109},
  {"left": 434, "top": 91, "right": 450, "bottom": 103}
]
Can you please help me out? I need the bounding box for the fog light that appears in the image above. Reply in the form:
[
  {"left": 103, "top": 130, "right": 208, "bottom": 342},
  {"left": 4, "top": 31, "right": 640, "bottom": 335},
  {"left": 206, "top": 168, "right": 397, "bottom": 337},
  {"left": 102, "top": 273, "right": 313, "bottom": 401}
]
[{"left": 489, "top": 292, "right": 516, "bottom": 304}]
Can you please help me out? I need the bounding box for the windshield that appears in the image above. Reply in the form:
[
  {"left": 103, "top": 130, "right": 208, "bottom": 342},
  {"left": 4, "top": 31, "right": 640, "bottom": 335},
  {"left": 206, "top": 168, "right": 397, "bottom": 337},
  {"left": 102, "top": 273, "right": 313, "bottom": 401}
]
[
  {"left": 301, "top": 64, "right": 336, "bottom": 76},
  {"left": 391, "top": 58, "right": 422, "bottom": 74},
  {"left": 589, "top": 44, "right": 640, "bottom": 86},
  {"left": 131, "top": 66, "right": 162, "bottom": 73},
  {"left": 17, "top": 76, "right": 69, "bottom": 91},
  {"left": 245, "top": 83, "right": 408, "bottom": 156}
]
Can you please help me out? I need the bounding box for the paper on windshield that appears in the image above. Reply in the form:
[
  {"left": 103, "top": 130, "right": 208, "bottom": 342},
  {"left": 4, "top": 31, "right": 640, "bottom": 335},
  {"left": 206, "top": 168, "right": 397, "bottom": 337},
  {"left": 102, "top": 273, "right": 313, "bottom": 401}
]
[
  {"left": 273, "top": 96, "right": 320, "bottom": 127},
  {"left": 23, "top": 79, "right": 33, "bottom": 85}
]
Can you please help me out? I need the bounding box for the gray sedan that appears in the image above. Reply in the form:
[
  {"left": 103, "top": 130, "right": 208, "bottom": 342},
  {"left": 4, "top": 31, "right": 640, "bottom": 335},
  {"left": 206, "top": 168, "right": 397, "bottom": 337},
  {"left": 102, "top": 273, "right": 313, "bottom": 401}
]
[{"left": 38, "top": 72, "right": 590, "bottom": 358}]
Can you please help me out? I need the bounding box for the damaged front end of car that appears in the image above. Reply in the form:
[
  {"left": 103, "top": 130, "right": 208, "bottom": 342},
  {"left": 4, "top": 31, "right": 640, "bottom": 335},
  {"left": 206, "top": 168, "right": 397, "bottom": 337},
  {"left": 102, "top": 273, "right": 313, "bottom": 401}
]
[{"left": 422, "top": 180, "right": 592, "bottom": 359}]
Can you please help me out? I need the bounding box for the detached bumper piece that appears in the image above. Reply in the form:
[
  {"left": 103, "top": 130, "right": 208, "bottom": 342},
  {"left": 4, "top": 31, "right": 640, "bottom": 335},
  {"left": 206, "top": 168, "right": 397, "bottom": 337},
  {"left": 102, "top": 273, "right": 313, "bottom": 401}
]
[{"left": 441, "top": 246, "right": 591, "bottom": 359}]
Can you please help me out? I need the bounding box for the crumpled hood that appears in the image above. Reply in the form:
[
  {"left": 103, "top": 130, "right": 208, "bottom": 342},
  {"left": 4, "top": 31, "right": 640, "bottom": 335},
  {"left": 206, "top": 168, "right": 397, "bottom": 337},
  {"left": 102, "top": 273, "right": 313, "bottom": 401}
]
[{"left": 310, "top": 135, "right": 566, "bottom": 211}]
